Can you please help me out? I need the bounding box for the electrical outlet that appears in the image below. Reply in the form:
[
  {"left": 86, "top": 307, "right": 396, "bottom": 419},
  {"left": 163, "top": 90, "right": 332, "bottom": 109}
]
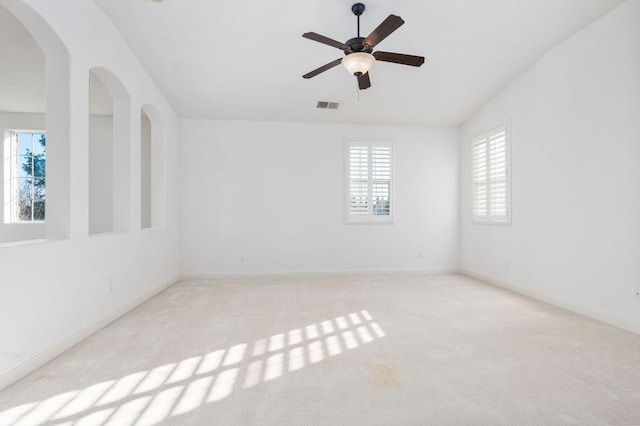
[
  {"left": 107, "top": 278, "right": 113, "bottom": 294},
  {"left": 505, "top": 261, "right": 511, "bottom": 270},
  {"left": 633, "top": 288, "right": 640, "bottom": 301},
  {"left": 419, "top": 251, "right": 424, "bottom": 259}
]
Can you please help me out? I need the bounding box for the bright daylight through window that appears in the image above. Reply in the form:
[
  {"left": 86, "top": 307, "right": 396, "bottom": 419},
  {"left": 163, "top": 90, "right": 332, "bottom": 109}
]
[
  {"left": 472, "top": 124, "right": 510, "bottom": 224},
  {"left": 346, "top": 140, "right": 393, "bottom": 223},
  {"left": 4, "top": 131, "right": 46, "bottom": 222}
]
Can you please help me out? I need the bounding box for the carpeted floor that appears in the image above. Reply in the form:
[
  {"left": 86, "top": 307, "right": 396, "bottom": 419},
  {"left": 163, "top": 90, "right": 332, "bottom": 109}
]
[{"left": 1, "top": 274, "right": 640, "bottom": 425}]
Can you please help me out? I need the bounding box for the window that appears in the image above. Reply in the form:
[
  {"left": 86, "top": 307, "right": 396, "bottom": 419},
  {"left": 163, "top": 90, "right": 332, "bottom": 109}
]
[
  {"left": 472, "top": 124, "right": 510, "bottom": 224},
  {"left": 346, "top": 140, "right": 393, "bottom": 223},
  {"left": 4, "top": 131, "right": 46, "bottom": 222}
]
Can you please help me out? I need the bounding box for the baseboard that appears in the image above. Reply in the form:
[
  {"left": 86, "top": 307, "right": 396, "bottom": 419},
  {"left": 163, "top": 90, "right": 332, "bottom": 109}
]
[
  {"left": 462, "top": 270, "right": 640, "bottom": 336},
  {"left": 180, "top": 267, "right": 461, "bottom": 281},
  {"left": 0, "top": 276, "right": 179, "bottom": 392}
]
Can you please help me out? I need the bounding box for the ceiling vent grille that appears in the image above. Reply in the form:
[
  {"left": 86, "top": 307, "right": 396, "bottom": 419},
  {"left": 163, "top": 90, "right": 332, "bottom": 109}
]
[{"left": 317, "top": 101, "right": 340, "bottom": 110}]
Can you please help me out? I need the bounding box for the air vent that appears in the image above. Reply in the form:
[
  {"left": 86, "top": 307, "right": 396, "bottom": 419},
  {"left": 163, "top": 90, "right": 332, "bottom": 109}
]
[{"left": 317, "top": 101, "right": 340, "bottom": 110}]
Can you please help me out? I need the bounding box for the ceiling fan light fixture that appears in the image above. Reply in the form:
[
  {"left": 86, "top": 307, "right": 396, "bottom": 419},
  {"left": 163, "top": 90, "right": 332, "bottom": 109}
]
[{"left": 342, "top": 52, "right": 375, "bottom": 76}]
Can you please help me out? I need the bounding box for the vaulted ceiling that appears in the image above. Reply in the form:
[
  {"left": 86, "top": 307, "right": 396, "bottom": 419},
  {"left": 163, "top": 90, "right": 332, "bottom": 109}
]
[{"left": 1, "top": 1, "right": 626, "bottom": 126}]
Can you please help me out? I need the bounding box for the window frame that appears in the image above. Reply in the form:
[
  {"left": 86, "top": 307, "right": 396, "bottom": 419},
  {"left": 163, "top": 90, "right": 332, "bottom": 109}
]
[
  {"left": 344, "top": 139, "right": 394, "bottom": 225},
  {"left": 4, "top": 129, "right": 47, "bottom": 224},
  {"left": 471, "top": 123, "right": 511, "bottom": 225}
]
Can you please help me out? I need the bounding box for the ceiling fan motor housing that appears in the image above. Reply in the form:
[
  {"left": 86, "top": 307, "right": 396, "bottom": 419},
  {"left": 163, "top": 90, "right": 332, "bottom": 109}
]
[{"left": 344, "top": 37, "right": 373, "bottom": 55}]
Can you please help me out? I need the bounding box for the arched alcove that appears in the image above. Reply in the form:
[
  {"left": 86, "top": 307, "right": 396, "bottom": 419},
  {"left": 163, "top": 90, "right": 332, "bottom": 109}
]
[
  {"left": 0, "top": 1, "right": 70, "bottom": 243},
  {"left": 141, "top": 104, "right": 166, "bottom": 229},
  {"left": 88, "top": 67, "right": 131, "bottom": 235},
  {"left": 141, "top": 109, "right": 152, "bottom": 229}
]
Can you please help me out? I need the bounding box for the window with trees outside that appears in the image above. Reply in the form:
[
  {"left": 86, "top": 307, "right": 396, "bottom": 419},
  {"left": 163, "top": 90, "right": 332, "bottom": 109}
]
[
  {"left": 345, "top": 140, "right": 393, "bottom": 223},
  {"left": 472, "top": 124, "right": 510, "bottom": 224},
  {"left": 4, "top": 131, "right": 46, "bottom": 222}
]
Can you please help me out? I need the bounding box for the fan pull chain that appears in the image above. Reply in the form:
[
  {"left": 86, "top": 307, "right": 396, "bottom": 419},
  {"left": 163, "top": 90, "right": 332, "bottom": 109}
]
[{"left": 356, "top": 81, "right": 360, "bottom": 105}]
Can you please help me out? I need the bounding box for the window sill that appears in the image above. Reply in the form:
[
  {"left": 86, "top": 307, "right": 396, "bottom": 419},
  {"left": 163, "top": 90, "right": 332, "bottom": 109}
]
[
  {"left": 472, "top": 220, "right": 512, "bottom": 226},
  {"left": 89, "top": 230, "right": 131, "bottom": 239},
  {"left": 0, "top": 238, "right": 49, "bottom": 249},
  {"left": 345, "top": 219, "right": 395, "bottom": 225}
]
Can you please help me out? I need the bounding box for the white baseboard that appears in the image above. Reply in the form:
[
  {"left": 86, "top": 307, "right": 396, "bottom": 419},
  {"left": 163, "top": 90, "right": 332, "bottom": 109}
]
[
  {"left": 180, "top": 267, "right": 461, "bottom": 281},
  {"left": 462, "top": 270, "right": 640, "bottom": 336},
  {"left": 0, "top": 276, "right": 179, "bottom": 392}
]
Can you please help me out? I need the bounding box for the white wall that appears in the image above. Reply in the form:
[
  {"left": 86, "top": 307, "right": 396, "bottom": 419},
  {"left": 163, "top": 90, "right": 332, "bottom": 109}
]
[
  {"left": 180, "top": 119, "right": 459, "bottom": 276},
  {"left": 460, "top": 1, "right": 640, "bottom": 329},
  {"left": 0, "top": 0, "right": 180, "bottom": 389}
]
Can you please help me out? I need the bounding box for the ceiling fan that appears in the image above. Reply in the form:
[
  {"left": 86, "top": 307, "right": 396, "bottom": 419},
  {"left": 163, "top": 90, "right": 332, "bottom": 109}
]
[{"left": 302, "top": 3, "right": 425, "bottom": 90}]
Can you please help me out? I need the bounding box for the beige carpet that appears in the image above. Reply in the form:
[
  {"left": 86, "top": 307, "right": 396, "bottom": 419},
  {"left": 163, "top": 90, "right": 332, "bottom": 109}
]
[{"left": 1, "top": 274, "right": 640, "bottom": 425}]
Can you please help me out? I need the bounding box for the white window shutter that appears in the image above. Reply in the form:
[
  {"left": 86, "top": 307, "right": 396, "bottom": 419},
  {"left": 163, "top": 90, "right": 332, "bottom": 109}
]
[
  {"left": 371, "top": 145, "right": 391, "bottom": 216},
  {"left": 349, "top": 145, "right": 369, "bottom": 216},
  {"left": 472, "top": 137, "right": 488, "bottom": 219},
  {"left": 346, "top": 140, "right": 393, "bottom": 223},
  {"left": 472, "top": 125, "right": 510, "bottom": 224},
  {"left": 488, "top": 129, "right": 507, "bottom": 219}
]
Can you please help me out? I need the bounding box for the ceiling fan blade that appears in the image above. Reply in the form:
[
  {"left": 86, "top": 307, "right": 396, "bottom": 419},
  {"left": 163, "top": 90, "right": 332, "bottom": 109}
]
[
  {"left": 358, "top": 72, "right": 371, "bottom": 90},
  {"left": 302, "top": 32, "right": 348, "bottom": 50},
  {"left": 303, "top": 58, "right": 343, "bottom": 79},
  {"left": 363, "top": 15, "right": 404, "bottom": 48},
  {"left": 373, "top": 51, "right": 425, "bottom": 67}
]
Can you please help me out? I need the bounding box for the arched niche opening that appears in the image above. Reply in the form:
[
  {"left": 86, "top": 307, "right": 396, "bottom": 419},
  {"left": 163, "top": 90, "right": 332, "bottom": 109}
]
[
  {"left": 0, "top": 1, "right": 70, "bottom": 243},
  {"left": 140, "top": 104, "right": 166, "bottom": 229},
  {"left": 89, "top": 67, "right": 131, "bottom": 235}
]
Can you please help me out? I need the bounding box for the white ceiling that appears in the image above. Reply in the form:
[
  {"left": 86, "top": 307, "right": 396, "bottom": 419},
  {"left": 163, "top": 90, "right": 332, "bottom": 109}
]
[{"left": 1, "top": 1, "right": 626, "bottom": 126}]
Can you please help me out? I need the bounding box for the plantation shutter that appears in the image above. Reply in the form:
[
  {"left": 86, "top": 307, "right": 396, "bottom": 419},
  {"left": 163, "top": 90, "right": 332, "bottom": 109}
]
[
  {"left": 347, "top": 141, "right": 393, "bottom": 222},
  {"left": 488, "top": 129, "right": 507, "bottom": 218},
  {"left": 349, "top": 145, "right": 369, "bottom": 216},
  {"left": 472, "top": 125, "right": 510, "bottom": 224},
  {"left": 472, "top": 137, "right": 488, "bottom": 219},
  {"left": 371, "top": 145, "right": 391, "bottom": 216}
]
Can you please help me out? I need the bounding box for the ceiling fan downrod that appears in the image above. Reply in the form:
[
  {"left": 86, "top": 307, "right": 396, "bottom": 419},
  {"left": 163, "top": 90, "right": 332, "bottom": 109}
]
[{"left": 352, "top": 3, "right": 366, "bottom": 37}]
